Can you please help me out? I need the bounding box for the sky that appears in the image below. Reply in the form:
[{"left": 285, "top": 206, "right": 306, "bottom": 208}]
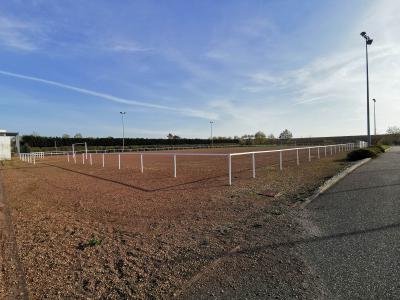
[{"left": 0, "top": 0, "right": 399, "bottom": 138}]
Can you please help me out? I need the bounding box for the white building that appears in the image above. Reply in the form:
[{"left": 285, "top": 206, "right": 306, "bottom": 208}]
[{"left": 0, "top": 130, "right": 12, "bottom": 160}]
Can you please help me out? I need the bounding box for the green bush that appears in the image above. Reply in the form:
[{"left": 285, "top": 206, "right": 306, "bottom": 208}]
[
  {"left": 377, "top": 144, "right": 390, "bottom": 152},
  {"left": 347, "top": 146, "right": 384, "bottom": 161}
]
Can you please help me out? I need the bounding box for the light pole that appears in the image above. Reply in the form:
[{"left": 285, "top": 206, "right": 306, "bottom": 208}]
[
  {"left": 360, "top": 31, "right": 373, "bottom": 146},
  {"left": 372, "top": 98, "right": 376, "bottom": 135},
  {"left": 210, "top": 121, "right": 214, "bottom": 147},
  {"left": 120, "top": 112, "right": 126, "bottom": 152}
]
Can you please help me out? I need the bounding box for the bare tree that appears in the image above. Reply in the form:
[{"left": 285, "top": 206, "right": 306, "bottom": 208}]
[{"left": 387, "top": 126, "right": 400, "bottom": 134}]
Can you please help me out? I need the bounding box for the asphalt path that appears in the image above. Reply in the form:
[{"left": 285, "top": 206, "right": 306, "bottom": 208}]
[{"left": 303, "top": 147, "right": 400, "bottom": 299}]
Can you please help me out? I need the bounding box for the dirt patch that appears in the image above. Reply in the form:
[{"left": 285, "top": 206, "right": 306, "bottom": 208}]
[
  {"left": 0, "top": 149, "right": 349, "bottom": 299},
  {"left": 0, "top": 172, "right": 29, "bottom": 299}
]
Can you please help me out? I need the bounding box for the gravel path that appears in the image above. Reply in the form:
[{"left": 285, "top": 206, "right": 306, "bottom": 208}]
[{"left": 302, "top": 147, "right": 400, "bottom": 299}]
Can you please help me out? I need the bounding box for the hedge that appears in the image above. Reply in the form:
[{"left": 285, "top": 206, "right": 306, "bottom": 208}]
[{"left": 21, "top": 135, "right": 239, "bottom": 148}]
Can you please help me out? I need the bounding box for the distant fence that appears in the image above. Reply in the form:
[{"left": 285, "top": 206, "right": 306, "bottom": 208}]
[{"left": 19, "top": 142, "right": 366, "bottom": 186}]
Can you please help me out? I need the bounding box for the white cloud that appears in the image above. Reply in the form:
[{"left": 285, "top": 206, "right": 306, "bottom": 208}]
[
  {"left": 107, "top": 40, "right": 152, "bottom": 53},
  {"left": 0, "top": 15, "right": 44, "bottom": 51},
  {"left": 0, "top": 70, "right": 218, "bottom": 120}
]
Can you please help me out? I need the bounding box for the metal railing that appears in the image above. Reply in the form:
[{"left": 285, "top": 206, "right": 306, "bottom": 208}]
[{"left": 19, "top": 142, "right": 365, "bottom": 185}]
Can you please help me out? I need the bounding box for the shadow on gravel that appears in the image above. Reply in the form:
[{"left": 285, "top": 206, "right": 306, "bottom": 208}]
[
  {"left": 324, "top": 182, "right": 400, "bottom": 195},
  {"left": 0, "top": 165, "right": 52, "bottom": 171},
  {"left": 42, "top": 163, "right": 228, "bottom": 192}
]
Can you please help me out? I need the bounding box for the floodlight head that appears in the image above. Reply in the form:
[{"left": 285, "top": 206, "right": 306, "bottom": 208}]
[
  {"left": 360, "top": 32, "right": 366, "bottom": 37},
  {"left": 367, "top": 38, "right": 373, "bottom": 45},
  {"left": 373, "top": 98, "right": 376, "bottom": 102}
]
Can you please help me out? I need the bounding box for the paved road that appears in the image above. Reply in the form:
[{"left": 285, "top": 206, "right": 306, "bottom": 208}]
[{"left": 304, "top": 147, "right": 400, "bottom": 299}]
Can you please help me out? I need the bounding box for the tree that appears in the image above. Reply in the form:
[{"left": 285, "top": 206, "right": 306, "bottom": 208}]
[
  {"left": 167, "top": 133, "right": 181, "bottom": 140},
  {"left": 20, "top": 144, "right": 31, "bottom": 153},
  {"left": 386, "top": 126, "right": 400, "bottom": 134},
  {"left": 279, "top": 129, "right": 293, "bottom": 140},
  {"left": 62, "top": 134, "right": 70, "bottom": 138},
  {"left": 240, "top": 134, "right": 254, "bottom": 145},
  {"left": 254, "top": 131, "right": 266, "bottom": 144},
  {"left": 74, "top": 133, "right": 83, "bottom": 138},
  {"left": 268, "top": 133, "right": 275, "bottom": 139}
]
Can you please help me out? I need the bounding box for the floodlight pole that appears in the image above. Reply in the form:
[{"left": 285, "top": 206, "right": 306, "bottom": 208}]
[
  {"left": 373, "top": 98, "right": 376, "bottom": 135},
  {"left": 120, "top": 112, "right": 126, "bottom": 152},
  {"left": 365, "top": 40, "right": 371, "bottom": 146},
  {"left": 210, "top": 121, "right": 214, "bottom": 147},
  {"left": 361, "top": 32, "right": 373, "bottom": 146}
]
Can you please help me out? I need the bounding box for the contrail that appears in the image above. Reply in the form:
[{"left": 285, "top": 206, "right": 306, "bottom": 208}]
[{"left": 0, "top": 70, "right": 216, "bottom": 119}]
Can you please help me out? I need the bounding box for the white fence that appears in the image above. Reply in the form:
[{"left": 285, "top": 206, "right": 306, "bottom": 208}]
[
  {"left": 228, "top": 143, "right": 356, "bottom": 185},
  {"left": 19, "top": 142, "right": 364, "bottom": 185}
]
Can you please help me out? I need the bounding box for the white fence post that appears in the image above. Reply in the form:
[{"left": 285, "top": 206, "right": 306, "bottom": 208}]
[
  {"left": 279, "top": 151, "right": 283, "bottom": 170},
  {"left": 33, "top": 155, "right": 36, "bottom": 165},
  {"left": 228, "top": 154, "right": 232, "bottom": 186},
  {"left": 173, "top": 155, "right": 177, "bottom": 178},
  {"left": 67, "top": 153, "right": 70, "bottom": 163},
  {"left": 82, "top": 153, "right": 85, "bottom": 164},
  {"left": 90, "top": 153, "right": 92, "bottom": 166},
  {"left": 317, "top": 147, "right": 320, "bottom": 159},
  {"left": 118, "top": 154, "right": 121, "bottom": 170},
  {"left": 296, "top": 149, "right": 299, "bottom": 165},
  {"left": 325, "top": 146, "right": 327, "bottom": 157},
  {"left": 308, "top": 148, "right": 311, "bottom": 162},
  {"left": 331, "top": 146, "right": 333, "bottom": 156},
  {"left": 140, "top": 154, "right": 144, "bottom": 173},
  {"left": 252, "top": 153, "right": 256, "bottom": 178},
  {"left": 102, "top": 153, "right": 105, "bottom": 168}
]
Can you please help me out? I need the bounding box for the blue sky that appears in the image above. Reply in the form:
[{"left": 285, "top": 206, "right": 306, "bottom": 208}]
[{"left": 1, "top": 0, "right": 399, "bottom": 138}]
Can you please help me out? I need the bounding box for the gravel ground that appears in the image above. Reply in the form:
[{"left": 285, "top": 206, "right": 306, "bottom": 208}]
[{"left": 0, "top": 150, "right": 349, "bottom": 299}]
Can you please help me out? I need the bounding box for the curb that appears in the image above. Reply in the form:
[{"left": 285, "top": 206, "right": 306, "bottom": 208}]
[{"left": 299, "top": 158, "right": 371, "bottom": 209}]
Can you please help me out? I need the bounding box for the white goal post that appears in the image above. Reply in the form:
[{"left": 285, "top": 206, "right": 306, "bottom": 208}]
[{"left": 72, "top": 142, "right": 88, "bottom": 159}]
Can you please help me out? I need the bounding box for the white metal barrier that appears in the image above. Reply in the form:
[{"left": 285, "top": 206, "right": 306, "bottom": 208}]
[
  {"left": 20, "top": 142, "right": 366, "bottom": 185},
  {"left": 227, "top": 143, "right": 359, "bottom": 185}
]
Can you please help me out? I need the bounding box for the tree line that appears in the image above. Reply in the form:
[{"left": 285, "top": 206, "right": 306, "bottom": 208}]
[
  {"left": 21, "top": 129, "right": 295, "bottom": 149},
  {"left": 21, "top": 135, "right": 238, "bottom": 149}
]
